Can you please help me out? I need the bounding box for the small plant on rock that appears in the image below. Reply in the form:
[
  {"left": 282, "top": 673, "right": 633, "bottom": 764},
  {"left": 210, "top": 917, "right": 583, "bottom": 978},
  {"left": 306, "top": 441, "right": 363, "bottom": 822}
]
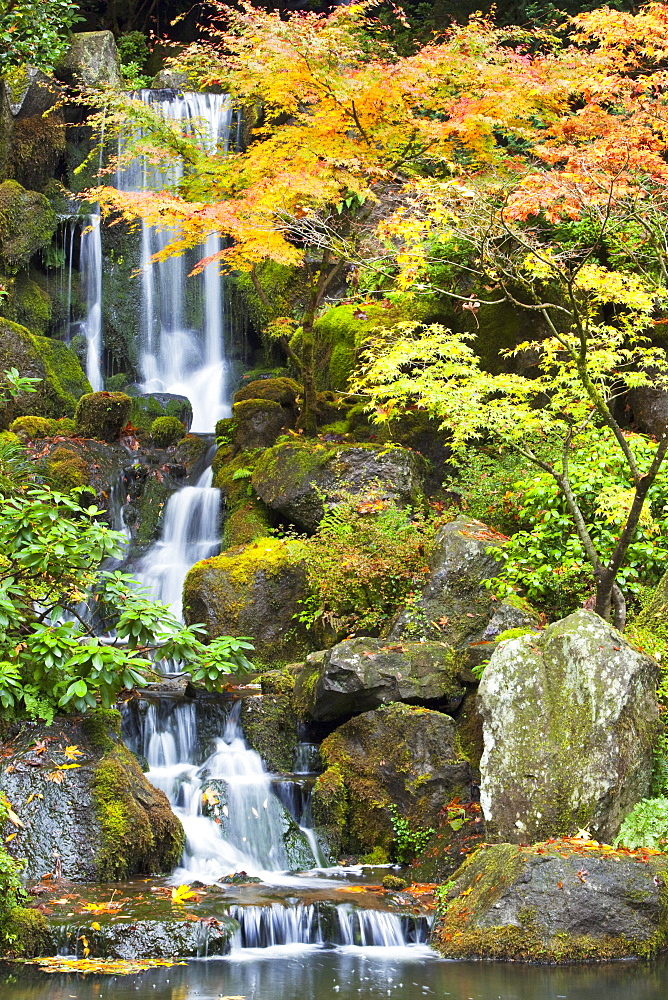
[{"left": 388, "top": 805, "right": 434, "bottom": 864}]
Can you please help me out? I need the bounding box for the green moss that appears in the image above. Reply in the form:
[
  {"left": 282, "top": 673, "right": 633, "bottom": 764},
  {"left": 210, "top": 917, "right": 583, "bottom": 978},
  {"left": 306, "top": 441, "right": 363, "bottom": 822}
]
[
  {"left": 4, "top": 906, "right": 49, "bottom": 958},
  {"left": 93, "top": 744, "right": 185, "bottom": 880},
  {"left": 495, "top": 626, "right": 538, "bottom": 642},
  {"left": 75, "top": 391, "right": 132, "bottom": 442},
  {"left": 136, "top": 474, "right": 174, "bottom": 547},
  {"left": 81, "top": 707, "right": 121, "bottom": 752},
  {"left": 312, "top": 764, "right": 349, "bottom": 833},
  {"left": 151, "top": 415, "right": 185, "bottom": 447},
  {"left": 250, "top": 439, "right": 332, "bottom": 500},
  {"left": 211, "top": 446, "right": 272, "bottom": 548},
  {"left": 362, "top": 846, "right": 391, "bottom": 865},
  {"left": 129, "top": 394, "right": 192, "bottom": 440},
  {"left": 224, "top": 501, "right": 271, "bottom": 548},
  {"left": 10, "top": 414, "right": 54, "bottom": 439},
  {"left": 34, "top": 336, "right": 92, "bottom": 417},
  {"left": 46, "top": 446, "right": 89, "bottom": 492},
  {"left": 175, "top": 433, "right": 208, "bottom": 470},
  {"left": 0, "top": 180, "right": 56, "bottom": 274},
  {"left": 5, "top": 272, "right": 52, "bottom": 335},
  {"left": 242, "top": 691, "right": 299, "bottom": 772},
  {"left": 234, "top": 377, "right": 301, "bottom": 406},
  {"left": 259, "top": 668, "right": 296, "bottom": 697}
]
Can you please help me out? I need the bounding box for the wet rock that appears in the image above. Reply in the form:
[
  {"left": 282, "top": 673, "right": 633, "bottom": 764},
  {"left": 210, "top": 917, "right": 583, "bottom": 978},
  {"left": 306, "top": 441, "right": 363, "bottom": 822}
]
[
  {"left": 0, "top": 710, "right": 184, "bottom": 881},
  {"left": 240, "top": 687, "right": 300, "bottom": 774},
  {"left": 628, "top": 386, "right": 668, "bottom": 436},
  {"left": 151, "top": 69, "right": 189, "bottom": 89},
  {"left": 57, "top": 915, "right": 237, "bottom": 959},
  {"left": 293, "top": 637, "right": 472, "bottom": 721},
  {"left": 55, "top": 31, "right": 123, "bottom": 88},
  {"left": 315, "top": 703, "right": 472, "bottom": 854},
  {"left": 388, "top": 516, "right": 538, "bottom": 652},
  {"left": 433, "top": 840, "right": 668, "bottom": 962},
  {"left": 183, "top": 537, "right": 311, "bottom": 664},
  {"left": 478, "top": 610, "right": 659, "bottom": 844},
  {"left": 252, "top": 440, "right": 427, "bottom": 533},
  {"left": 234, "top": 377, "right": 301, "bottom": 407}
]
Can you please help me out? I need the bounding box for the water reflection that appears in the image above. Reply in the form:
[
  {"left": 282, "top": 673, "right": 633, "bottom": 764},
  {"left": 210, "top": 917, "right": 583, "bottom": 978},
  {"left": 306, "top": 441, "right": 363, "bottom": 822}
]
[{"left": 2, "top": 952, "right": 667, "bottom": 1000}]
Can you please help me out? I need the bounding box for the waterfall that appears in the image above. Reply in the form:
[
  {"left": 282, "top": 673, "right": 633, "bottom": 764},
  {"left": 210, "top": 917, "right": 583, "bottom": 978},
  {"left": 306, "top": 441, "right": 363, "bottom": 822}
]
[
  {"left": 80, "top": 209, "right": 103, "bottom": 391},
  {"left": 134, "top": 464, "right": 221, "bottom": 620},
  {"left": 144, "top": 700, "right": 318, "bottom": 881},
  {"left": 116, "top": 90, "right": 234, "bottom": 433}
]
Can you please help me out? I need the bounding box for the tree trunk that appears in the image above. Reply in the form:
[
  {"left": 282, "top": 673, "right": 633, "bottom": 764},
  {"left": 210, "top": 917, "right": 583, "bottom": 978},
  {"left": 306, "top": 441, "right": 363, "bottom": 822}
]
[
  {"left": 297, "top": 312, "right": 318, "bottom": 436},
  {"left": 594, "top": 571, "right": 626, "bottom": 630}
]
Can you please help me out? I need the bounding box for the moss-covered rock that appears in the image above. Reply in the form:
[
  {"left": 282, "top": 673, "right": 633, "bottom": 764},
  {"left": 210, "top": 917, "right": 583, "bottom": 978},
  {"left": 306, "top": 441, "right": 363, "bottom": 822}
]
[
  {"left": 183, "top": 537, "right": 310, "bottom": 666},
  {"left": 252, "top": 439, "right": 427, "bottom": 534},
  {"left": 4, "top": 906, "right": 49, "bottom": 957},
  {"left": 311, "top": 763, "right": 348, "bottom": 857},
  {"left": 478, "top": 610, "right": 660, "bottom": 844},
  {"left": 319, "top": 703, "right": 472, "bottom": 854},
  {"left": 240, "top": 686, "right": 300, "bottom": 773},
  {"left": 46, "top": 445, "right": 90, "bottom": 492},
  {"left": 433, "top": 840, "right": 668, "bottom": 962},
  {"left": 55, "top": 31, "right": 123, "bottom": 88},
  {"left": 232, "top": 398, "right": 290, "bottom": 451},
  {"left": 0, "top": 319, "right": 91, "bottom": 426},
  {"left": 211, "top": 445, "right": 272, "bottom": 549},
  {"left": 234, "top": 377, "right": 301, "bottom": 406},
  {"left": 174, "top": 433, "right": 209, "bottom": 472},
  {"left": 151, "top": 415, "right": 185, "bottom": 447},
  {"left": 10, "top": 414, "right": 54, "bottom": 439},
  {"left": 293, "top": 637, "right": 472, "bottom": 721},
  {"left": 75, "top": 391, "right": 132, "bottom": 442},
  {"left": 0, "top": 710, "right": 184, "bottom": 881},
  {"left": 0, "top": 180, "right": 55, "bottom": 273},
  {"left": 3, "top": 271, "right": 52, "bottom": 334},
  {"left": 130, "top": 392, "right": 193, "bottom": 440}
]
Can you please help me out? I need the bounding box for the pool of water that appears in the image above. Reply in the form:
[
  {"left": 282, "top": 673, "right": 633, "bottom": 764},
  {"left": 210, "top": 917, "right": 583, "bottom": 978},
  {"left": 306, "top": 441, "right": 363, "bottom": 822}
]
[{"left": 3, "top": 949, "right": 668, "bottom": 1000}]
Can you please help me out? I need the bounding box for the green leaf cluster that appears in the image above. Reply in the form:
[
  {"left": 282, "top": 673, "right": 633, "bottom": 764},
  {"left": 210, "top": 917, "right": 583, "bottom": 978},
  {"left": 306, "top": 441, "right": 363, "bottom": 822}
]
[{"left": 0, "top": 1, "right": 83, "bottom": 74}]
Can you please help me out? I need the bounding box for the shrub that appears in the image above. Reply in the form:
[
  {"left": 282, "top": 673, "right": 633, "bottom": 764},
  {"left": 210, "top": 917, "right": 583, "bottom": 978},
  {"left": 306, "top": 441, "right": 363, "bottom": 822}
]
[
  {"left": 74, "top": 392, "right": 132, "bottom": 442},
  {"left": 150, "top": 415, "right": 185, "bottom": 448},
  {"left": 298, "top": 492, "right": 434, "bottom": 637},
  {"left": 615, "top": 798, "right": 668, "bottom": 852},
  {"left": 0, "top": 796, "right": 25, "bottom": 947}
]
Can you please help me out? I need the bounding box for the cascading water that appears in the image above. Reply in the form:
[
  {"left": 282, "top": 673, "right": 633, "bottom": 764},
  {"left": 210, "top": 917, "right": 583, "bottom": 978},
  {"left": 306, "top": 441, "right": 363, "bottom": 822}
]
[
  {"left": 78, "top": 209, "right": 103, "bottom": 391},
  {"left": 143, "top": 700, "right": 317, "bottom": 881},
  {"left": 134, "top": 464, "right": 221, "bottom": 620},
  {"left": 116, "top": 91, "right": 234, "bottom": 432}
]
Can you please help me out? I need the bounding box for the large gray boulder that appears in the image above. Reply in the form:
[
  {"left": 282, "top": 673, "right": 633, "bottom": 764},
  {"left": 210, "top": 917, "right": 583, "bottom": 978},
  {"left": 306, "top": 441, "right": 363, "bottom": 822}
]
[
  {"left": 433, "top": 839, "right": 668, "bottom": 962},
  {"left": 56, "top": 31, "right": 122, "bottom": 88},
  {"left": 388, "top": 516, "right": 538, "bottom": 649},
  {"left": 0, "top": 711, "right": 184, "bottom": 881},
  {"left": 478, "top": 610, "right": 659, "bottom": 844},
  {"left": 252, "top": 440, "right": 427, "bottom": 533},
  {"left": 294, "top": 637, "right": 474, "bottom": 721},
  {"left": 314, "top": 703, "right": 472, "bottom": 854}
]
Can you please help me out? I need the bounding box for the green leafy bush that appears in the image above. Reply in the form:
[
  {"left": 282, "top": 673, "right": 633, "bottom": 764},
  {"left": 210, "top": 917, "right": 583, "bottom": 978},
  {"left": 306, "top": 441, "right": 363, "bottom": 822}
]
[
  {"left": 444, "top": 445, "right": 540, "bottom": 534},
  {"left": 0, "top": 1, "right": 83, "bottom": 73},
  {"left": 388, "top": 805, "right": 434, "bottom": 863},
  {"left": 615, "top": 798, "right": 668, "bottom": 852},
  {"left": 491, "top": 430, "right": 668, "bottom": 618},
  {"left": 150, "top": 415, "right": 185, "bottom": 448},
  {"left": 298, "top": 492, "right": 434, "bottom": 637}
]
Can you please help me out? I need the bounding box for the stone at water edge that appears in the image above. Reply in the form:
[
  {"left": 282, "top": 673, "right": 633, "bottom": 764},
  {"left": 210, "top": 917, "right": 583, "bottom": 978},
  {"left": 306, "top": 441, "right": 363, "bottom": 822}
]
[
  {"left": 55, "top": 31, "right": 123, "bottom": 89},
  {"left": 312, "top": 703, "right": 472, "bottom": 855},
  {"left": 293, "top": 636, "right": 474, "bottom": 721},
  {"left": 478, "top": 609, "right": 659, "bottom": 845},
  {"left": 433, "top": 840, "right": 668, "bottom": 962},
  {"left": 388, "top": 516, "right": 539, "bottom": 651}
]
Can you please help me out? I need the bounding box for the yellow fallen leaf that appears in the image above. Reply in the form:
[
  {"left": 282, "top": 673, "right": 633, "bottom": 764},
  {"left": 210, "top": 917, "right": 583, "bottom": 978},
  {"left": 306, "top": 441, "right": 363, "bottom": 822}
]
[
  {"left": 5, "top": 832, "right": 16, "bottom": 842},
  {"left": 7, "top": 808, "right": 25, "bottom": 829},
  {"left": 63, "top": 746, "right": 84, "bottom": 760},
  {"left": 91, "top": 922, "right": 101, "bottom": 931},
  {"left": 57, "top": 763, "right": 81, "bottom": 770}
]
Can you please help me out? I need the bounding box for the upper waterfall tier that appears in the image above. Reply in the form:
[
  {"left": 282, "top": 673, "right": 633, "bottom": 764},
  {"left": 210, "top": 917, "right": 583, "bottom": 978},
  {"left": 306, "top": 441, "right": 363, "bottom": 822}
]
[{"left": 115, "top": 90, "right": 235, "bottom": 433}]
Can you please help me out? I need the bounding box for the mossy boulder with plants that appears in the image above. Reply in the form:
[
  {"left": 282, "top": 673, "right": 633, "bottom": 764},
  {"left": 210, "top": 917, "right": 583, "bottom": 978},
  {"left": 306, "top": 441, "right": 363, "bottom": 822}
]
[
  {"left": 239, "top": 670, "right": 300, "bottom": 773},
  {"left": 252, "top": 439, "right": 427, "bottom": 534},
  {"left": 0, "top": 710, "right": 184, "bottom": 881},
  {"left": 75, "top": 391, "right": 132, "bottom": 442},
  {"left": 45, "top": 445, "right": 90, "bottom": 493},
  {"left": 0, "top": 320, "right": 91, "bottom": 427},
  {"left": 174, "top": 433, "right": 209, "bottom": 473},
  {"left": 316, "top": 703, "right": 472, "bottom": 855},
  {"left": 211, "top": 445, "right": 272, "bottom": 549},
  {"left": 389, "top": 516, "right": 539, "bottom": 653},
  {"left": 478, "top": 610, "right": 660, "bottom": 845},
  {"left": 183, "top": 537, "right": 311, "bottom": 665},
  {"left": 3, "top": 271, "right": 52, "bottom": 335},
  {"left": 40, "top": 437, "right": 132, "bottom": 523},
  {"left": 151, "top": 415, "right": 185, "bottom": 448},
  {"left": 294, "top": 637, "right": 473, "bottom": 722},
  {"left": 10, "top": 415, "right": 75, "bottom": 440},
  {"left": 129, "top": 392, "right": 193, "bottom": 440},
  {"left": 0, "top": 180, "right": 56, "bottom": 273},
  {"left": 433, "top": 839, "right": 668, "bottom": 962}
]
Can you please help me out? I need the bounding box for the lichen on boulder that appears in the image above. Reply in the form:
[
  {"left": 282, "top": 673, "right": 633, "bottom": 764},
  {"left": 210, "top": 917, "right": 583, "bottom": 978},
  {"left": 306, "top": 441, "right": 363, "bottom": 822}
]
[
  {"left": 388, "top": 516, "right": 539, "bottom": 653},
  {"left": 183, "top": 537, "right": 310, "bottom": 665},
  {"left": 433, "top": 839, "right": 668, "bottom": 962},
  {"left": 55, "top": 30, "right": 123, "bottom": 88},
  {"left": 317, "top": 703, "right": 472, "bottom": 854},
  {"left": 478, "top": 609, "right": 660, "bottom": 844},
  {"left": 293, "top": 637, "right": 472, "bottom": 721},
  {"left": 252, "top": 440, "right": 427, "bottom": 534}
]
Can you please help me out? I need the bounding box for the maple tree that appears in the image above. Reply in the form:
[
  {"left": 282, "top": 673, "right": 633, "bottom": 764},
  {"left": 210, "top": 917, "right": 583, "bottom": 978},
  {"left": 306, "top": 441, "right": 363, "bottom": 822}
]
[{"left": 350, "top": 4, "right": 668, "bottom": 627}]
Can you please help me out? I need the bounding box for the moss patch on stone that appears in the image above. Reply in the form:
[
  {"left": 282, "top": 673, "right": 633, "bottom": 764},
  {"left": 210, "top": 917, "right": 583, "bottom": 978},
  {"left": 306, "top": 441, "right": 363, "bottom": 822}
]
[
  {"left": 92, "top": 743, "right": 185, "bottom": 880},
  {"left": 0, "top": 180, "right": 56, "bottom": 273},
  {"left": 240, "top": 689, "right": 300, "bottom": 773},
  {"left": 46, "top": 445, "right": 90, "bottom": 492},
  {"left": 4, "top": 906, "right": 49, "bottom": 957},
  {"left": 75, "top": 391, "right": 132, "bottom": 442}
]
